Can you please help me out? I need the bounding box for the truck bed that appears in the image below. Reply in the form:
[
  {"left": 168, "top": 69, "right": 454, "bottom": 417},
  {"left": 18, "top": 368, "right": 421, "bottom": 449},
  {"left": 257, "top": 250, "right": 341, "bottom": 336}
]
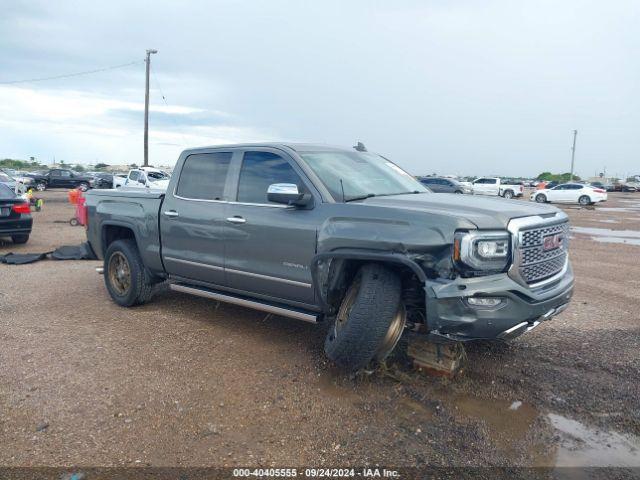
[{"left": 84, "top": 188, "right": 165, "bottom": 274}]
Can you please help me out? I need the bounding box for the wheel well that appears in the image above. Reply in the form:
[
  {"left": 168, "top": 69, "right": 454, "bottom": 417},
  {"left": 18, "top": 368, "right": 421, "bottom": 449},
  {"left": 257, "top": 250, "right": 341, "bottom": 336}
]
[
  {"left": 103, "top": 225, "right": 135, "bottom": 255},
  {"left": 325, "top": 259, "right": 426, "bottom": 326}
]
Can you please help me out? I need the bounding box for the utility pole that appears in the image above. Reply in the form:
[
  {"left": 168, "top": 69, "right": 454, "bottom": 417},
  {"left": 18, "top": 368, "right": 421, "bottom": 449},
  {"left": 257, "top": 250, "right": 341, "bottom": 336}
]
[
  {"left": 144, "top": 49, "right": 158, "bottom": 167},
  {"left": 569, "top": 129, "right": 578, "bottom": 181}
]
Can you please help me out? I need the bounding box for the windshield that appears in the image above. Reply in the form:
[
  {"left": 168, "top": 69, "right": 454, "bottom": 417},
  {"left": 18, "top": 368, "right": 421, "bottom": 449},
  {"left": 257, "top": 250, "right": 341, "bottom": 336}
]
[
  {"left": 0, "top": 172, "right": 13, "bottom": 182},
  {"left": 300, "top": 151, "right": 428, "bottom": 201}
]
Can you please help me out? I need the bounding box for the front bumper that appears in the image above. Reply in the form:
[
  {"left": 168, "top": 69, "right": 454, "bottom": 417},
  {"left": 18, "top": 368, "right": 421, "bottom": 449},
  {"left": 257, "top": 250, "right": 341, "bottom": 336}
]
[{"left": 424, "top": 262, "right": 574, "bottom": 342}]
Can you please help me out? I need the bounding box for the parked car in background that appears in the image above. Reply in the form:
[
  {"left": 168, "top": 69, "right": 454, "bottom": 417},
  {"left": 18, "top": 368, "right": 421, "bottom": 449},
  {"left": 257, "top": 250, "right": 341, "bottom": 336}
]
[
  {"left": 0, "top": 183, "right": 32, "bottom": 244},
  {"left": 92, "top": 173, "right": 115, "bottom": 189},
  {"left": 0, "top": 170, "right": 27, "bottom": 195},
  {"left": 2, "top": 169, "right": 33, "bottom": 187},
  {"left": 531, "top": 183, "right": 607, "bottom": 206},
  {"left": 611, "top": 183, "right": 638, "bottom": 193},
  {"left": 471, "top": 177, "right": 524, "bottom": 199},
  {"left": 25, "top": 168, "right": 94, "bottom": 192},
  {"left": 119, "top": 167, "right": 171, "bottom": 191},
  {"left": 589, "top": 181, "right": 614, "bottom": 192},
  {"left": 417, "top": 176, "right": 472, "bottom": 194}
]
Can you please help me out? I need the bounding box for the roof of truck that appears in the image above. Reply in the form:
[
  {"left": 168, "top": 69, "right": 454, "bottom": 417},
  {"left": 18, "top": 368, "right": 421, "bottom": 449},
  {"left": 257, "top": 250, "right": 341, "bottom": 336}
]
[{"left": 183, "top": 143, "right": 358, "bottom": 154}]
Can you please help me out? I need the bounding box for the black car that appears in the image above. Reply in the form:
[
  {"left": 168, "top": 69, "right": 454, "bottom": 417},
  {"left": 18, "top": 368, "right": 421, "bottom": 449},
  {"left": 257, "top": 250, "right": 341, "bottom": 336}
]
[
  {"left": 92, "top": 173, "right": 114, "bottom": 189},
  {"left": 0, "top": 183, "right": 32, "bottom": 244},
  {"left": 25, "top": 168, "right": 94, "bottom": 192},
  {"left": 418, "top": 176, "right": 469, "bottom": 194}
]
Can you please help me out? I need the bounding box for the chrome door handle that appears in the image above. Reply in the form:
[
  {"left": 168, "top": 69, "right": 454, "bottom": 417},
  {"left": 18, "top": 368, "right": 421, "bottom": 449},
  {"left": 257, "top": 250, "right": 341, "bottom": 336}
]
[
  {"left": 163, "top": 210, "right": 179, "bottom": 217},
  {"left": 226, "top": 216, "right": 246, "bottom": 224}
]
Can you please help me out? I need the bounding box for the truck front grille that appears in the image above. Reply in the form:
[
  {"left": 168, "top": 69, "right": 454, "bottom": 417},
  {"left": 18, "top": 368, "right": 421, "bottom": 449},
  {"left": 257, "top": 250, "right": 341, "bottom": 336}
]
[{"left": 517, "top": 221, "right": 569, "bottom": 284}]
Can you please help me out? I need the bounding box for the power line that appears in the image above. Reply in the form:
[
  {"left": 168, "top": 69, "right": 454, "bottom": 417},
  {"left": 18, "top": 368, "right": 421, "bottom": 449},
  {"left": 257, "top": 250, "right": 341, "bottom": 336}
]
[
  {"left": 0, "top": 60, "right": 144, "bottom": 85},
  {"left": 150, "top": 64, "right": 188, "bottom": 147}
]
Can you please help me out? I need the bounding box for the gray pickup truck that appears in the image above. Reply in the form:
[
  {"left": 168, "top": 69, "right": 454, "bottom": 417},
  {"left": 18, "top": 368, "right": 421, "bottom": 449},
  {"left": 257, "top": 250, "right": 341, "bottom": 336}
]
[{"left": 85, "top": 143, "right": 574, "bottom": 371}]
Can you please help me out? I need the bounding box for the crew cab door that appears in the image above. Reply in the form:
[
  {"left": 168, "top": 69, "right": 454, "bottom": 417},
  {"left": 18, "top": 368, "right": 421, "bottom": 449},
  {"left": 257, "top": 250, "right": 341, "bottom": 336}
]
[
  {"left": 48, "top": 170, "right": 69, "bottom": 188},
  {"left": 223, "top": 149, "right": 317, "bottom": 307},
  {"left": 160, "top": 151, "right": 235, "bottom": 285}
]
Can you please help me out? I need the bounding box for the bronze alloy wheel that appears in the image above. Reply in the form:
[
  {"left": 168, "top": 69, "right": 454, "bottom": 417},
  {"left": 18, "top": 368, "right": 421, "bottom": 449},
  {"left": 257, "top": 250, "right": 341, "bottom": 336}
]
[
  {"left": 335, "top": 280, "right": 407, "bottom": 362},
  {"left": 374, "top": 303, "right": 406, "bottom": 361},
  {"left": 108, "top": 251, "right": 131, "bottom": 295}
]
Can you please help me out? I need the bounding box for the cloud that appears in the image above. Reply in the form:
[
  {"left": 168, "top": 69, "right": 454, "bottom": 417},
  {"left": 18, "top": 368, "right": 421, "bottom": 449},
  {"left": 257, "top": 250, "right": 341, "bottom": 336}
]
[{"left": 0, "top": 0, "right": 639, "bottom": 177}]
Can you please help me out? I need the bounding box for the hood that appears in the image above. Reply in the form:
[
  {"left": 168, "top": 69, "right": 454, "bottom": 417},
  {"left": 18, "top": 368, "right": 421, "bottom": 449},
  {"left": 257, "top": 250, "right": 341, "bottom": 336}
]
[{"left": 359, "top": 193, "right": 559, "bottom": 229}]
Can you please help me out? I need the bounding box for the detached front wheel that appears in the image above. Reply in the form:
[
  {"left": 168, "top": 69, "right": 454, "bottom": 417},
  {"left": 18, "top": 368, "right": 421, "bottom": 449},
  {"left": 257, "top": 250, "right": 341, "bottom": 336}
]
[
  {"left": 324, "top": 263, "right": 405, "bottom": 372},
  {"left": 104, "top": 239, "right": 155, "bottom": 307}
]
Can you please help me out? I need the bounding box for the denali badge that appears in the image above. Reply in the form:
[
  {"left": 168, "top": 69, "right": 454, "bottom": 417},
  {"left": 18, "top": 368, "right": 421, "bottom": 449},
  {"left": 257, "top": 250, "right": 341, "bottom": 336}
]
[{"left": 543, "top": 233, "right": 564, "bottom": 251}]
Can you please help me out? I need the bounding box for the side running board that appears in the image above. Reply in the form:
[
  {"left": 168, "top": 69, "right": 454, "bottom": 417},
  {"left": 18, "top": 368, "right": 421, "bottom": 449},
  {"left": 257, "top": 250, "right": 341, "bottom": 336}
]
[{"left": 169, "top": 283, "right": 318, "bottom": 323}]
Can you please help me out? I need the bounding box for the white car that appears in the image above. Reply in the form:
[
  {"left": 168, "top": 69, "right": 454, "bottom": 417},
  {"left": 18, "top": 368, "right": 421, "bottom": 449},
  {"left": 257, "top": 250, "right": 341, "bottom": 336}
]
[{"left": 530, "top": 183, "right": 607, "bottom": 206}]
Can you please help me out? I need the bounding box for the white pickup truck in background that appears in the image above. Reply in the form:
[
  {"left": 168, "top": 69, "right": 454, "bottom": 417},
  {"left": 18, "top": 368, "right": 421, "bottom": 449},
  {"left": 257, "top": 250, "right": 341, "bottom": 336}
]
[
  {"left": 112, "top": 167, "right": 171, "bottom": 191},
  {"left": 471, "top": 177, "right": 524, "bottom": 199}
]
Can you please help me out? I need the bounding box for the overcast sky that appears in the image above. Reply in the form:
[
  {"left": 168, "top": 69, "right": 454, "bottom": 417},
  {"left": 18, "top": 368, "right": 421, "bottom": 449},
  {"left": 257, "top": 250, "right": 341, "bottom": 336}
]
[{"left": 0, "top": 0, "right": 638, "bottom": 177}]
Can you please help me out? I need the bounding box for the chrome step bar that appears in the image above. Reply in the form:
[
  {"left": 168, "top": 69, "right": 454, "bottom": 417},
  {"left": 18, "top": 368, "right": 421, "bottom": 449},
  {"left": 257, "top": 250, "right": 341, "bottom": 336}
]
[{"left": 169, "top": 283, "right": 318, "bottom": 323}]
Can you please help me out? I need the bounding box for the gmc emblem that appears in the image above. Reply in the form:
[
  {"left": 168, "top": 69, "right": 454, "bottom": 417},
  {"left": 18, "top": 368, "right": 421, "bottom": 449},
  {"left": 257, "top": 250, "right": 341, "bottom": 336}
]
[{"left": 543, "top": 233, "right": 564, "bottom": 251}]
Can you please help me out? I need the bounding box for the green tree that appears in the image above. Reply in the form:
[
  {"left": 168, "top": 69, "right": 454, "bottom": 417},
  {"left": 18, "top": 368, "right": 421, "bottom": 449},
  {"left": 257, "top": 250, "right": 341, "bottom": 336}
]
[
  {"left": 94, "top": 163, "right": 109, "bottom": 170},
  {"left": 73, "top": 164, "right": 86, "bottom": 172}
]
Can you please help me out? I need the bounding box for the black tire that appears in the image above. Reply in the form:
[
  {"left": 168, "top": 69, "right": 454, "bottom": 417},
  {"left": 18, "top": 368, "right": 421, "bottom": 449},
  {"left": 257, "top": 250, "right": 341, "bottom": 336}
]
[
  {"left": 578, "top": 195, "right": 591, "bottom": 206},
  {"left": 503, "top": 190, "right": 514, "bottom": 199},
  {"left": 35, "top": 182, "right": 46, "bottom": 192},
  {"left": 11, "top": 234, "right": 29, "bottom": 244},
  {"left": 324, "top": 263, "right": 403, "bottom": 372},
  {"left": 104, "top": 239, "right": 156, "bottom": 307},
  {"left": 454, "top": 190, "right": 463, "bottom": 194},
  {"left": 78, "top": 182, "right": 90, "bottom": 192},
  {"left": 69, "top": 218, "right": 79, "bottom": 226},
  {"left": 535, "top": 193, "right": 547, "bottom": 203}
]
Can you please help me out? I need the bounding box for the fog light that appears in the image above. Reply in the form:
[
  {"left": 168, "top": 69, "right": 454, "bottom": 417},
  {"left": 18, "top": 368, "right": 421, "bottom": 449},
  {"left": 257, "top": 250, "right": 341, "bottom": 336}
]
[{"left": 466, "top": 296, "right": 505, "bottom": 308}]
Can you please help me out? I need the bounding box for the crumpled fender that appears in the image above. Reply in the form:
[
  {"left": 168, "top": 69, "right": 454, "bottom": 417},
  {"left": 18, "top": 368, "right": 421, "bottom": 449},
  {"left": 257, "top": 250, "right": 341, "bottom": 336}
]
[{"left": 311, "top": 211, "right": 476, "bottom": 312}]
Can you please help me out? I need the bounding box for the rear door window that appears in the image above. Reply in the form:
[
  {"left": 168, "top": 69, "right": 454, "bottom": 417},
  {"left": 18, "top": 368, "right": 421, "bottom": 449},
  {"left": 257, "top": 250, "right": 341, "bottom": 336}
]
[
  {"left": 176, "top": 152, "right": 232, "bottom": 200},
  {"left": 237, "top": 151, "right": 303, "bottom": 204}
]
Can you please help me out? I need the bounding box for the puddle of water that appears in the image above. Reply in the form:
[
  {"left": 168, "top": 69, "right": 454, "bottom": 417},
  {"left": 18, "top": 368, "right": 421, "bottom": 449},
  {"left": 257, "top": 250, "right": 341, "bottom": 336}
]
[
  {"left": 439, "top": 392, "right": 640, "bottom": 467},
  {"left": 449, "top": 395, "right": 539, "bottom": 446},
  {"left": 571, "top": 226, "right": 640, "bottom": 245},
  {"left": 549, "top": 413, "right": 640, "bottom": 467}
]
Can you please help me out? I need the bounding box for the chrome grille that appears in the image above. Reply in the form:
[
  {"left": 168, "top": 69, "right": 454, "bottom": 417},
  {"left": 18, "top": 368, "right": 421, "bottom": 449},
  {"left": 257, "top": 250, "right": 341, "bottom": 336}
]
[{"left": 518, "top": 221, "right": 569, "bottom": 284}]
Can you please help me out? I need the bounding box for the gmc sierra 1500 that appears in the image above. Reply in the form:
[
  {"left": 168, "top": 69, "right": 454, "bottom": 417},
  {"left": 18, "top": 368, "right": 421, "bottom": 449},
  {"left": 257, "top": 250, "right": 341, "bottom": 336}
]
[{"left": 85, "top": 143, "right": 574, "bottom": 371}]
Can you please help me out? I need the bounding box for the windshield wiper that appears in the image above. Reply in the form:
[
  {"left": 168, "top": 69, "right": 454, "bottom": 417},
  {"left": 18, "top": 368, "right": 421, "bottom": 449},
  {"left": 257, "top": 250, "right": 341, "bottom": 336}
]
[
  {"left": 344, "top": 193, "right": 376, "bottom": 203},
  {"left": 377, "top": 190, "right": 425, "bottom": 197}
]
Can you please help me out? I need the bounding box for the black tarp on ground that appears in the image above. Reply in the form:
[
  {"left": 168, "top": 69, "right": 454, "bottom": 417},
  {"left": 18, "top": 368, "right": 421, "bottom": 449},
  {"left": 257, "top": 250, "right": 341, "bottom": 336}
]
[{"left": 0, "top": 242, "right": 97, "bottom": 265}]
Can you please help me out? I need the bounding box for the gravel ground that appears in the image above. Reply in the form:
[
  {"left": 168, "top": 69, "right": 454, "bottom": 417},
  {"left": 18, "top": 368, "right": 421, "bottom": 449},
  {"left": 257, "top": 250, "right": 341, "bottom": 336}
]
[{"left": 0, "top": 190, "right": 638, "bottom": 468}]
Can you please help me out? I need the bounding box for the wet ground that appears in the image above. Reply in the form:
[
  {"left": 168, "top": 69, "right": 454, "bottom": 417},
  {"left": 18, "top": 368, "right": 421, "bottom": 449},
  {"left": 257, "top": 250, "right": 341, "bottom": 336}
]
[{"left": 0, "top": 190, "right": 639, "bottom": 470}]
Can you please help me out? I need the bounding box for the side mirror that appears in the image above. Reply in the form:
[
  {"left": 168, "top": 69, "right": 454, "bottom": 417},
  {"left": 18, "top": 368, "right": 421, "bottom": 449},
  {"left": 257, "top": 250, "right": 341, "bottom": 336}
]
[{"left": 267, "top": 183, "right": 311, "bottom": 206}]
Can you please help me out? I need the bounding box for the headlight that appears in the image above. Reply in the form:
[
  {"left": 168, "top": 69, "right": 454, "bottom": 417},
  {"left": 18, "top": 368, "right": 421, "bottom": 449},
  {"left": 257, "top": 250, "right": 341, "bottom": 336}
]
[{"left": 453, "top": 231, "right": 511, "bottom": 272}]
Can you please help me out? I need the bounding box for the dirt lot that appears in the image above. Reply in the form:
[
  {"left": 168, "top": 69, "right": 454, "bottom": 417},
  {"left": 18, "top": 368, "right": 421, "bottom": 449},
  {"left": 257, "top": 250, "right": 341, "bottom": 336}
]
[{"left": 0, "top": 190, "right": 639, "bottom": 469}]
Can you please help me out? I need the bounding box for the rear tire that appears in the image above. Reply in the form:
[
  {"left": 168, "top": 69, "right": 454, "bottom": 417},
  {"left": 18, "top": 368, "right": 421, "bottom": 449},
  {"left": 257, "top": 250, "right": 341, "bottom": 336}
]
[
  {"left": 324, "top": 263, "right": 405, "bottom": 372},
  {"left": 454, "top": 190, "right": 463, "bottom": 194},
  {"left": 104, "top": 239, "right": 156, "bottom": 307},
  {"left": 78, "top": 182, "right": 90, "bottom": 192},
  {"left": 578, "top": 195, "right": 591, "bottom": 206},
  {"left": 36, "top": 182, "right": 46, "bottom": 192},
  {"left": 535, "top": 193, "right": 547, "bottom": 203},
  {"left": 503, "top": 190, "right": 514, "bottom": 199},
  {"left": 11, "top": 234, "right": 29, "bottom": 244}
]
